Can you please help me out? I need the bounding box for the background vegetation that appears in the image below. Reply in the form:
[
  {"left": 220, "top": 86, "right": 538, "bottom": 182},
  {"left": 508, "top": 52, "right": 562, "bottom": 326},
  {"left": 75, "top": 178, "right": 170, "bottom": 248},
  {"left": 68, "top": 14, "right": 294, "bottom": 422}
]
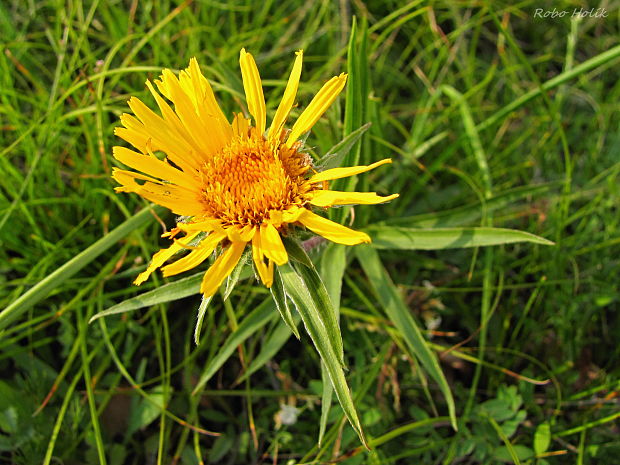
[{"left": 1, "top": 0, "right": 619, "bottom": 463}]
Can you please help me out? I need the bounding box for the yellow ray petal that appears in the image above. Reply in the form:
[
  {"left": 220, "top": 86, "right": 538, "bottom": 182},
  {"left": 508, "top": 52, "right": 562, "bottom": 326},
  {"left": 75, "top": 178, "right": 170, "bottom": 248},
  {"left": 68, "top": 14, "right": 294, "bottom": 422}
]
[
  {"left": 134, "top": 232, "right": 201, "bottom": 285},
  {"left": 127, "top": 96, "right": 194, "bottom": 155},
  {"left": 144, "top": 80, "right": 204, "bottom": 168},
  {"left": 144, "top": 81, "right": 192, "bottom": 139},
  {"left": 111, "top": 167, "right": 197, "bottom": 196},
  {"left": 127, "top": 96, "right": 169, "bottom": 136},
  {"left": 114, "top": 126, "right": 151, "bottom": 152},
  {"left": 252, "top": 229, "right": 274, "bottom": 287},
  {"left": 285, "top": 73, "right": 347, "bottom": 147},
  {"left": 170, "top": 219, "right": 224, "bottom": 235},
  {"left": 282, "top": 206, "right": 304, "bottom": 223},
  {"left": 200, "top": 241, "right": 247, "bottom": 297},
  {"left": 124, "top": 94, "right": 202, "bottom": 172},
  {"left": 259, "top": 223, "right": 288, "bottom": 266},
  {"left": 112, "top": 146, "right": 199, "bottom": 189},
  {"left": 268, "top": 50, "right": 303, "bottom": 142},
  {"left": 308, "top": 158, "right": 393, "bottom": 184},
  {"left": 239, "top": 49, "right": 266, "bottom": 135},
  {"left": 159, "top": 69, "right": 222, "bottom": 155},
  {"left": 112, "top": 169, "right": 203, "bottom": 217},
  {"left": 162, "top": 231, "right": 226, "bottom": 277},
  {"left": 232, "top": 112, "right": 250, "bottom": 138},
  {"left": 297, "top": 210, "right": 370, "bottom": 245},
  {"left": 118, "top": 112, "right": 145, "bottom": 132},
  {"left": 307, "top": 190, "right": 399, "bottom": 207},
  {"left": 179, "top": 60, "right": 232, "bottom": 147},
  {"left": 226, "top": 224, "right": 256, "bottom": 243},
  {"left": 115, "top": 115, "right": 159, "bottom": 154},
  {"left": 187, "top": 58, "right": 233, "bottom": 139}
]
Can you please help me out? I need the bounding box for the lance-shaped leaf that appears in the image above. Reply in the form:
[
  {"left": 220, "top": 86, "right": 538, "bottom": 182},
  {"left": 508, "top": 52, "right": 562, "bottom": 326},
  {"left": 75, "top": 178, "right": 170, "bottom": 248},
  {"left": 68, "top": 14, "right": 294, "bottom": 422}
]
[
  {"left": 281, "top": 236, "right": 314, "bottom": 268},
  {"left": 270, "top": 268, "right": 300, "bottom": 339},
  {"left": 318, "top": 243, "right": 347, "bottom": 445},
  {"left": 365, "top": 226, "right": 554, "bottom": 250},
  {"left": 90, "top": 272, "right": 203, "bottom": 323},
  {"left": 223, "top": 250, "right": 252, "bottom": 301},
  {"left": 315, "top": 123, "right": 372, "bottom": 171},
  {"left": 278, "top": 263, "right": 367, "bottom": 447},
  {"left": 194, "top": 295, "right": 213, "bottom": 345},
  {"left": 283, "top": 239, "right": 344, "bottom": 365}
]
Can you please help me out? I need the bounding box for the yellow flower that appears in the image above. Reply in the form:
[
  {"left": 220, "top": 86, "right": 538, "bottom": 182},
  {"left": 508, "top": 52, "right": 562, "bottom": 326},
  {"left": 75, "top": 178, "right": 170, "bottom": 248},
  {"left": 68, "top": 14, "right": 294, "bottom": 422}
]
[{"left": 113, "top": 49, "right": 398, "bottom": 297}]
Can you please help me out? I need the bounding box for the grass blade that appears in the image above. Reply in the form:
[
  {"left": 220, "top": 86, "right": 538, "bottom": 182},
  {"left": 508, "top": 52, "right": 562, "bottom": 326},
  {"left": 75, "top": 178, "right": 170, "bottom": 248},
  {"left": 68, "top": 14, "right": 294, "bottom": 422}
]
[
  {"left": 192, "top": 298, "right": 277, "bottom": 395},
  {"left": 0, "top": 205, "right": 164, "bottom": 331},
  {"left": 237, "top": 315, "right": 300, "bottom": 383},
  {"left": 441, "top": 85, "right": 492, "bottom": 197},
  {"left": 331, "top": 17, "right": 370, "bottom": 224},
  {"left": 381, "top": 183, "right": 558, "bottom": 228},
  {"left": 356, "top": 245, "right": 457, "bottom": 430}
]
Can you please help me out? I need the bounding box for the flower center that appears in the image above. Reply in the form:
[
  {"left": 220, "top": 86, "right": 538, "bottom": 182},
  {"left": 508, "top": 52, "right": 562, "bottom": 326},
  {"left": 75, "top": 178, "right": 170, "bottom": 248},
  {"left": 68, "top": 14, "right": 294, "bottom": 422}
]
[{"left": 198, "top": 134, "right": 311, "bottom": 226}]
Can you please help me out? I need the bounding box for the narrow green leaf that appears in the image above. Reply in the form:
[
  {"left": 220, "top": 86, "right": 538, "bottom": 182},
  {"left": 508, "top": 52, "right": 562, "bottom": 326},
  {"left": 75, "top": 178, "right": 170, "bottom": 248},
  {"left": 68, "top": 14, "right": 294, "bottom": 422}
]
[
  {"left": 343, "top": 17, "right": 361, "bottom": 139},
  {"left": 365, "top": 226, "right": 554, "bottom": 250},
  {"left": 331, "top": 16, "right": 370, "bottom": 225},
  {"left": 319, "top": 244, "right": 347, "bottom": 315},
  {"left": 278, "top": 264, "right": 367, "bottom": 447},
  {"left": 89, "top": 272, "right": 202, "bottom": 323},
  {"left": 192, "top": 298, "right": 277, "bottom": 395},
  {"left": 285, "top": 243, "right": 344, "bottom": 365},
  {"left": 316, "top": 123, "right": 372, "bottom": 171},
  {"left": 317, "top": 243, "right": 346, "bottom": 445},
  {"left": 1, "top": 205, "right": 165, "bottom": 331},
  {"left": 318, "top": 361, "right": 334, "bottom": 446},
  {"left": 281, "top": 236, "right": 314, "bottom": 268},
  {"left": 270, "top": 268, "right": 300, "bottom": 339},
  {"left": 356, "top": 245, "right": 457, "bottom": 430},
  {"left": 194, "top": 295, "right": 213, "bottom": 345},
  {"left": 223, "top": 250, "right": 252, "bottom": 301}
]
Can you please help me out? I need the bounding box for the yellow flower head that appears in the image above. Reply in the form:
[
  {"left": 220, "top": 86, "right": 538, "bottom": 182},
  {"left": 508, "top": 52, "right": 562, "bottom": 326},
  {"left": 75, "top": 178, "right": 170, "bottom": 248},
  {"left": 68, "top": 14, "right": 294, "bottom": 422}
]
[{"left": 113, "top": 49, "right": 398, "bottom": 297}]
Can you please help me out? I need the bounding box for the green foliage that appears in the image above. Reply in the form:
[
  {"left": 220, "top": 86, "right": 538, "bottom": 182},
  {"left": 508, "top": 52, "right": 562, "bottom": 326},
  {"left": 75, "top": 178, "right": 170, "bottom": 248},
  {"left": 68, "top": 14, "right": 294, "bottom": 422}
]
[{"left": 1, "top": 0, "right": 620, "bottom": 464}]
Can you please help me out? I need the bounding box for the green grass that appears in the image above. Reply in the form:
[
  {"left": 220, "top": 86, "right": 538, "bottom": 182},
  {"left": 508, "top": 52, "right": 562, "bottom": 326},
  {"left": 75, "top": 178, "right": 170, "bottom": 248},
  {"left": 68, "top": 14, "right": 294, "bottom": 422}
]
[{"left": 1, "top": 0, "right": 619, "bottom": 463}]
